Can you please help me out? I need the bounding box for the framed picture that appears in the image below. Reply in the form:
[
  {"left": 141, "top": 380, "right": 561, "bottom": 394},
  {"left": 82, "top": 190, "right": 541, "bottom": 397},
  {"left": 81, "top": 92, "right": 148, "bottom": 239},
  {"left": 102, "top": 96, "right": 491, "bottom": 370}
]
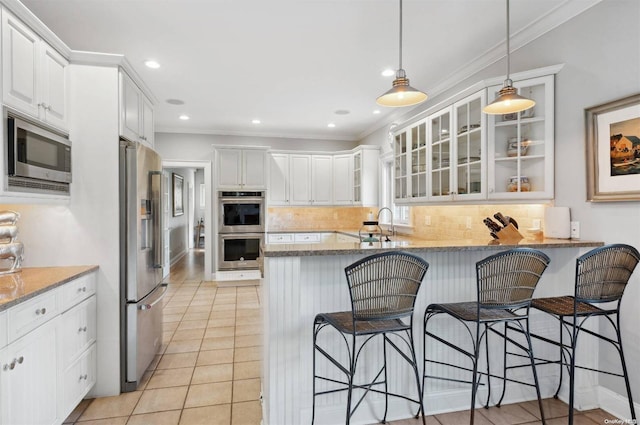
[
  {"left": 585, "top": 94, "right": 640, "bottom": 201},
  {"left": 172, "top": 173, "right": 184, "bottom": 216}
]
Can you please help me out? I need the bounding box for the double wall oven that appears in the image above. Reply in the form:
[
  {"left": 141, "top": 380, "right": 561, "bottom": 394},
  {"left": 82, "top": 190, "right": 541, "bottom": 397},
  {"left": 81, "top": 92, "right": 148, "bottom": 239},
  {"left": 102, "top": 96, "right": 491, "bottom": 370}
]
[{"left": 218, "top": 191, "right": 264, "bottom": 270}]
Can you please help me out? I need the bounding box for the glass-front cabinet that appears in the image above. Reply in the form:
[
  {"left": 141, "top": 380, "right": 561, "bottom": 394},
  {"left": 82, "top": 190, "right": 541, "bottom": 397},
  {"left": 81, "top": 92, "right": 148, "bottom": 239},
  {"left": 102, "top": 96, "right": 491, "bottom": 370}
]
[
  {"left": 453, "top": 91, "right": 485, "bottom": 201},
  {"left": 428, "top": 108, "right": 452, "bottom": 200},
  {"left": 487, "top": 75, "right": 554, "bottom": 200},
  {"left": 410, "top": 122, "right": 428, "bottom": 198},
  {"left": 394, "top": 131, "right": 409, "bottom": 200}
]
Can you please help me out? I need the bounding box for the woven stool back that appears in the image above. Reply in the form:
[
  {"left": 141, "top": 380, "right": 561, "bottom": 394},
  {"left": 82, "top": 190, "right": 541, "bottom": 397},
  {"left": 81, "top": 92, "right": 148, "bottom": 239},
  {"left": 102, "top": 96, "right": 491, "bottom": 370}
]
[
  {"left": 476, "top": 248, "right": 550, "bottom": 310},
  {"left": 345, "top": 251, "right": 429, "bottom": 322},
  {"left": 575, "top": 244, "right": 640, "bottom": 303}
]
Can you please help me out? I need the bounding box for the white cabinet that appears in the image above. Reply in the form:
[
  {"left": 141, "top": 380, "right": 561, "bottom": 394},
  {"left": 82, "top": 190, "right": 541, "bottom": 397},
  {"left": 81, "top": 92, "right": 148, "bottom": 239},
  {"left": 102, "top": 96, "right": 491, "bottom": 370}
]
[
  {"left": 119, "top": 71, "right": 154, "bottom": 147},
  {"left": 289, "top": 154, "right": 312, "bottom": 205},
  {"left": 333, "top": 154, "right": 353, "bottom": 205},
  {"left": 0, "top": 271, "right": 97, "bottom": 425},
  {"left": 217, "top": 148, "right": 267, "bottom": 190},
  {"left": 487, "top": 75, "right": 554, "bottom": 200},
  {"left": 352, "top": 147, "right": 379, "bottom": 207},
  {"left": 268, "top": 153, "right": 290, "bottom": 205},
  {"left": 311, "top": 155, "right": 333, "bottom": 205},
  {"left": 2, "top": 8, "right": 69, "bottom": 132},
  {"left": 0, "top": 317, "right": 59, "bottom": 425}
]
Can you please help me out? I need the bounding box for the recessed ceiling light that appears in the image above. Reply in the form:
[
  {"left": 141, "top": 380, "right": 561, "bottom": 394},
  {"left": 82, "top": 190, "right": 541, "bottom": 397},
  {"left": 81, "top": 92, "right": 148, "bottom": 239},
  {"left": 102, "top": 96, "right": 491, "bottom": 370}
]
[
  {"left": 166, "top": 99, "right": 185, "bottom": 105},
  {"left": 144, "top": 60, "right": 160, "bottom": 69},
  {"left": 373, "top": 110, "right": 381, "bottom": 115},
  {"left": 381, "top": 69, "right": 395, "bottom": 77},
  {"left": 252, "top": 119, "right": 261, "bottom": 124},
  {"left": 179, "top": 114, "right": 190, "bottom": 120},
  {"left": 334, "top": 109, "right": 350, "bottom": 115},
  {"left": 327, "top": 123, "right": 336, "bottom": 128}
]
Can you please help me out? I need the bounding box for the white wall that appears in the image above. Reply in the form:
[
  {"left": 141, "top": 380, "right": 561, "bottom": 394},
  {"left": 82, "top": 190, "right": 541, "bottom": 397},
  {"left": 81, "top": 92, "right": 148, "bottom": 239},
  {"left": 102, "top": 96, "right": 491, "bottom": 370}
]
[
  {"left": 194, "top": 168, "right": 205, "bottom": 224},
  {"left": 165, "top": 167, "right": 195, "bottom": 260},
  {"left": 362, "top": 0, "right": 640, "bottom": 411}
]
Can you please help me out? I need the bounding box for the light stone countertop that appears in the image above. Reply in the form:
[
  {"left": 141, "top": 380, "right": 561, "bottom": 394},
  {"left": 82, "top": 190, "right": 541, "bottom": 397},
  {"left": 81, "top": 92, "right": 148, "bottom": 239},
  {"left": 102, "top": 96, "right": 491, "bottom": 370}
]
[
  {"left": 262, "top": 233, "right": 604, "bottom": 257},
  {"left": 0, "top": 265, "right": 99, "bottom": 311}
]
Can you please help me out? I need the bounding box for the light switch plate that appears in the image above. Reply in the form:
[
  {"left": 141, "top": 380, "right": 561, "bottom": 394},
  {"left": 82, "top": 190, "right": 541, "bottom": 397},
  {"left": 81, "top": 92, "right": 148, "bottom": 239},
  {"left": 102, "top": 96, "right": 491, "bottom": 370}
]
[{"left": 570, "top": 221, "right": 580, "bottom": 239}]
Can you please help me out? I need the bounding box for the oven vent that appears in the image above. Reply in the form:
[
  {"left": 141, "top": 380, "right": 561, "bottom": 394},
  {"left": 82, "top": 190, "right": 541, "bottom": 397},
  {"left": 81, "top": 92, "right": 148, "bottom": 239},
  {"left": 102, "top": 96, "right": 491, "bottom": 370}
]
[{"left": 7, "top": 176, "right": 70, "bottom": 195}]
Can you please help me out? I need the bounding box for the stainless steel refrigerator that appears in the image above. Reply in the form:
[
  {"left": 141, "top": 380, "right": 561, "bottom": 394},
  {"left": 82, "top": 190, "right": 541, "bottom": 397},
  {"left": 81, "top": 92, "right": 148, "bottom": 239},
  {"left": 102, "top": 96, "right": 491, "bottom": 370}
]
[{"left": 119, "top": 139, "right": 166, "bottom": 392}]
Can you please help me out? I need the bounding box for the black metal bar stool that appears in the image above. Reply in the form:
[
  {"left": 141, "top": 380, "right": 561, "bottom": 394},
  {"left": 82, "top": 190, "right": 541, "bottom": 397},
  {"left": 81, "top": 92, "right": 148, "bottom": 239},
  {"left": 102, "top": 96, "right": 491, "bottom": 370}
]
[
  {"left": 423, "top": 248, "right": 550, "bottom": 424},
  {"left": 312, "top": 251, "right": 429, "bottom": 425},
  {"left": 530, "top": 244, "right": 639, "bottom": 425}
]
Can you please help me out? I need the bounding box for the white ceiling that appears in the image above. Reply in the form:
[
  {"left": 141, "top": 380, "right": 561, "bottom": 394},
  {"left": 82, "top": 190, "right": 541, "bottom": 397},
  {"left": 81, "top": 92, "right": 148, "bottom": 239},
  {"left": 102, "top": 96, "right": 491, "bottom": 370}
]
[{"left": 20, "top": 0, "right": 599, "bottom": 142}]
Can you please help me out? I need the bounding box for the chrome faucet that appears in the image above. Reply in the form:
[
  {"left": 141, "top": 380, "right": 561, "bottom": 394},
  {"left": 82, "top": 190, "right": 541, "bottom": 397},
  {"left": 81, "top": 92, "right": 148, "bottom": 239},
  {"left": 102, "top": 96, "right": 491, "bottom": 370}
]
[{"left": 377, "top": 207, "right": 395, "bottom": 241}]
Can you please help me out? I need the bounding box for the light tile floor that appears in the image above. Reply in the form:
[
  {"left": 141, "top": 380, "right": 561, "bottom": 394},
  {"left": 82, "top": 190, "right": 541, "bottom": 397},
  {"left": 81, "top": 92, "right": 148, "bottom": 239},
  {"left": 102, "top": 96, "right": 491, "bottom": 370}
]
[{"left": 63, "top": 250, "right": 625, "bottom": 425}]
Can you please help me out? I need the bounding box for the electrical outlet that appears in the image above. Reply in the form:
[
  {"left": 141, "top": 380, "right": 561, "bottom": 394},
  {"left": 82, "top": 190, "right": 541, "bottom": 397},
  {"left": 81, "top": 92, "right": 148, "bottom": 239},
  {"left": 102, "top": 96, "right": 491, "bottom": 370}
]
[
  {"left": 424, "top": 215, "right": 431, "bottom": 226},
  {"left": 570, "top": 221, "right": 580, "bottom": 239},
  {"left": 532, "top": 219, "right": 541, "bottom": 229},
  {"left": 466, "top": 217, "right": 472, "bottom": 229}
]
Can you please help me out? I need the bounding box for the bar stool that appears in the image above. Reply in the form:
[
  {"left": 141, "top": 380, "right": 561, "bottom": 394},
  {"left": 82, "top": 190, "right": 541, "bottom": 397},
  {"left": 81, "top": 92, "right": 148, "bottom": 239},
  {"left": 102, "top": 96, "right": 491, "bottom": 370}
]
[
  {"left": 312, "top": 251, "right": 429, "bottom": 425},
  {"left": 423, "top": 248, "right": 550, "bottom": 424},
  {"left": 530, "top": 244, "right": 639, "bottom": 424}
]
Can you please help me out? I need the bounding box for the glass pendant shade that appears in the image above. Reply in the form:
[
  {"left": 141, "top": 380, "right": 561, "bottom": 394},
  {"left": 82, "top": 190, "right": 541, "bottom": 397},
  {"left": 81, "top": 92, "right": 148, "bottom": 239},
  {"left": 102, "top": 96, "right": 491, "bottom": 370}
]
[
  {"left": 483, "top": 79, "right": 535, "bottom": 114},
  {"left": 377, "top": 69, "right": 428, "bottom": 107}
]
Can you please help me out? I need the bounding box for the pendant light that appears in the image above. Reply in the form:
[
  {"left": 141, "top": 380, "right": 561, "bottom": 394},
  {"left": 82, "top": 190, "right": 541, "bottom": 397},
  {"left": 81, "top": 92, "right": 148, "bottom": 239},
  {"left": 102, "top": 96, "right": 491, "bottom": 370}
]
[
  {"left": 376, "top": 0, "right": 427, "bottom": 107},
  {"left": 483, "top": 0, "right": 535, "bottom": 115}
]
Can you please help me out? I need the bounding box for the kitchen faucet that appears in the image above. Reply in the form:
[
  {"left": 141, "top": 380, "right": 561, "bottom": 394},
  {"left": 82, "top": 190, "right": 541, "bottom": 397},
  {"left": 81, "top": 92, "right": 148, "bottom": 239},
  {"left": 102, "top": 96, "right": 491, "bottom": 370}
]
[{"left": 377, "top": 207, "right": 395, "bottom": 241}]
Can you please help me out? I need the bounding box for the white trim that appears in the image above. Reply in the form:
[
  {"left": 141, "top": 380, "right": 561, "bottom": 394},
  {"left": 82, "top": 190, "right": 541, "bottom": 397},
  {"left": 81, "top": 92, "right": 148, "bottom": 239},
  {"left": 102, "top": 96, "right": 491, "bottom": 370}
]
[
  {"left": 156, "top": 125, "right": 358, "bottom": 142},
  {"left": 163, "top": 159, "right": 213, "bottom": 280},
  {"left": 597, "top": 386, "right": 639, "bottom": 423}
]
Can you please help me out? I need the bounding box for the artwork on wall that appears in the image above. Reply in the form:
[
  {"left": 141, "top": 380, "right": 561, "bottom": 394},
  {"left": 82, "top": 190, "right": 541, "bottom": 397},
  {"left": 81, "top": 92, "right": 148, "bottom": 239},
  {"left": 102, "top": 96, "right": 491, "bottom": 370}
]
[
  {"left": 586, "top": 93, "right": 640, "bottom": 201},
  {"left": 172, "top": 173, "right": 184, "bottom": 216}
]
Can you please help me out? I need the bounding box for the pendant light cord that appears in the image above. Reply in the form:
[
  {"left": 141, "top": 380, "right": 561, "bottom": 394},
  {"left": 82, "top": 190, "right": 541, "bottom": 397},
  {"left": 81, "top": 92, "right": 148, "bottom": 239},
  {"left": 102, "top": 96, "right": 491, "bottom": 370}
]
[
  {"left": 399, "top": 0, "right": 403, "bottom": 70},
  {"left": 505, "top": 0, "right": 510, "bottom": 80}
]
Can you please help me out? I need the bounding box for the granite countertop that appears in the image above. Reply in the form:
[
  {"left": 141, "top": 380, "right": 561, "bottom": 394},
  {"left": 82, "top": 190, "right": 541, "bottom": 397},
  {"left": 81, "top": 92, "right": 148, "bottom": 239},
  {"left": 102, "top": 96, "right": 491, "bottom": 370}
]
[
  {"left": 0, "top": 265, "right": 99, "bottom": 311},
  {"left": 262, "top": 236, "right": 604, "bottom": 257}
]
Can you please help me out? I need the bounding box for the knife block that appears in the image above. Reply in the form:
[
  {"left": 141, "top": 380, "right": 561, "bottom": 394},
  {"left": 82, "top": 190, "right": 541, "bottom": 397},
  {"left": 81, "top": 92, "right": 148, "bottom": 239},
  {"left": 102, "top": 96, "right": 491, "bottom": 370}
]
[{"left": 495, "top": 223, "right": 523, "bottom": 242}]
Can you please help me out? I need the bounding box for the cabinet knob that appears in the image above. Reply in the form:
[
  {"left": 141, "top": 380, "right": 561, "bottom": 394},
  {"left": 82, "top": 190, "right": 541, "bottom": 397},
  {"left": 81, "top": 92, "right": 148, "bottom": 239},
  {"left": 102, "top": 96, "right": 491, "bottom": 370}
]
[
  {"left": 35, "top": 307, "right": 47, "bottom": 315},
  {"left": 78, "top": 286, "right": 87, "bottom": 293},
  {"left": 17, "top": 356, "right": 23, "bottom": 364},
  {"left": 78, "top": 326, "right": 87, "bottom": 333},
  {"left": 8, "top": 359, "right": 16, "bottom": 370},
  {"left": 79, "top": 374, "right": 88, "bottom": 381}
]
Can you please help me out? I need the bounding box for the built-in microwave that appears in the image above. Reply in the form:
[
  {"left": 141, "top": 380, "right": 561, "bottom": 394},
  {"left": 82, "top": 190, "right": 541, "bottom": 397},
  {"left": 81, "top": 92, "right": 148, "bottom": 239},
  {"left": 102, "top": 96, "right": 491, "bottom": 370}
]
[{"left": 6, "top": 115, "right": 72, "bottom": 194}]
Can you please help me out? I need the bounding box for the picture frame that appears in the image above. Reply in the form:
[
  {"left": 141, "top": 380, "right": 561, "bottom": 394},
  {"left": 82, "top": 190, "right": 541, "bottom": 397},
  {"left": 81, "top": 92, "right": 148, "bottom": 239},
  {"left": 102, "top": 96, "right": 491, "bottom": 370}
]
[
  {"left": 585, "top": 93, "right": 640, "bottom": 202},
  {"left": 172, "top": 173, "right": 184, "bottom": 216}
]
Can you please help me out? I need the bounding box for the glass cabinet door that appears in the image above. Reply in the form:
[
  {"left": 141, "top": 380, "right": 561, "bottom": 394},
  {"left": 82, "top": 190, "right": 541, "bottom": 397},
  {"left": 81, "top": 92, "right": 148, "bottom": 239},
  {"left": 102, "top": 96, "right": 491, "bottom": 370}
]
[
  {"left": 487, "top": 75, "right": 554, "bottom": 200},
  {"left": 453, "top": 91, "right": 485, "bottom": 200},
  {"left": 353, "top": 151, "right": 361, "bottom": 203},
  {"left": 410, "top": 121, "right": 427, "bottom": 199},
  {"left": 429, "top": 108, "right": 452, "bottom": 200},
  {"left": 394, "top": 131, "right": 408, "bottom": 201}
]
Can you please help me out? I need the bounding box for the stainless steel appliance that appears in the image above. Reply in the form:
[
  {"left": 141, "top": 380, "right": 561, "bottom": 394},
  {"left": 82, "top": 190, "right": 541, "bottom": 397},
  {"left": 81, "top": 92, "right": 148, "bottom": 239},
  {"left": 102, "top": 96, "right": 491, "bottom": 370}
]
[
  {"left": 218, "top": 233, "right": 264, "bottom": 270},
  {"left": 6, "top": 114, "right": 72, "bottom": 194},
  {"left": 119, "top": 139, "right": 165, "bottom": 392},
  {"left": 218, "top": 191, "right": 265, "bottom": 233}
]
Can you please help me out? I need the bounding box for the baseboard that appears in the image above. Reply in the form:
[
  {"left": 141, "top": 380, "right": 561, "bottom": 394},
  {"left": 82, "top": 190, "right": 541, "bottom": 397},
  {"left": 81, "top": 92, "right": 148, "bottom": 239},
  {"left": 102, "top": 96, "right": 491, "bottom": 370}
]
[
  {"left": 597, "top": 386, "right": 639, "bottom": 422},
  {"left": 170, "top": 250, "right": 186, "bottom": 266},
  {"left": 216, "top": 279, "right": 261, "bottom": 288}
]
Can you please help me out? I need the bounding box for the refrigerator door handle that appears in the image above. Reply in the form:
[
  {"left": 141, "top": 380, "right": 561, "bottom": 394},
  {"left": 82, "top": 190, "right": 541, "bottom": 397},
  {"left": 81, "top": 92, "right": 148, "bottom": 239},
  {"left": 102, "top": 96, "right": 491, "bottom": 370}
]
[
  {"left": 138, "top": 283, "right": 167, "bottom": 310},
  {"left": 150, "top": 170, "right": 163, "bottom": 269}
]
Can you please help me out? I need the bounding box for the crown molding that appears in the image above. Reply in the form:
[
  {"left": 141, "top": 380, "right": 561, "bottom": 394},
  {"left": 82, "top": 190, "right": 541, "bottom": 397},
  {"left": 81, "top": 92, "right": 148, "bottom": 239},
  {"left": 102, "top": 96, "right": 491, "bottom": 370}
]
[{"left": 155, "top": 125, "right": 358, "bottom": 142}]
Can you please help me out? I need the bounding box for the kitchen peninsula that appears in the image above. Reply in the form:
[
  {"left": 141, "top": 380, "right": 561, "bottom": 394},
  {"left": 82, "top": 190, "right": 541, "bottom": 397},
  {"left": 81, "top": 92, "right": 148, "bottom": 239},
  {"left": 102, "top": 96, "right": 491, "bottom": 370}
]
[{"left": 261, "top": 236, "right": 603, "bottom": 425}]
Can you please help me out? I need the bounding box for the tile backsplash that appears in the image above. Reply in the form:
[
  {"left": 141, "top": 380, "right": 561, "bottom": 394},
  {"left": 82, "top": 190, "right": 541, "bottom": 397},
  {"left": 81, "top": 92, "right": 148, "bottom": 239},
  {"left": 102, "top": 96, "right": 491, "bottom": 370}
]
[{"left": 267, "top": 204, "right": 548, "bottom": 240}]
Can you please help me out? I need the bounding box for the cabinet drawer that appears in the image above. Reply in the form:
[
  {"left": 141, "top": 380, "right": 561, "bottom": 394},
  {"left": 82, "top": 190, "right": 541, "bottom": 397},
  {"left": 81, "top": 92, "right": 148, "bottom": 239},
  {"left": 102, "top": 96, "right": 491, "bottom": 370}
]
[
  {"left": 61, "top": 272, "right": 96, "bottom": 312},
  {"left": 294, "top": 233, "right": 321, "bottom": 243},
  {"left": 61, "top": 343, "right": 96, "bottom": 419},
  {"left": 60, "top": 295, "right": 96, "bottom": 368},
  {"left": 7, "top": 290, "right": 58, "bottom": 343},
  {"left": 267, "top": 233, "right": 294, "bottom": 244}
]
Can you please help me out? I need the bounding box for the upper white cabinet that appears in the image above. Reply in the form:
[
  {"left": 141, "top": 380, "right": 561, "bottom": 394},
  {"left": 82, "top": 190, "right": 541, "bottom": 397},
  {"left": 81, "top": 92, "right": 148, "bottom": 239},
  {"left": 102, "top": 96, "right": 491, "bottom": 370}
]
[
  {"left": 333, "top": 154, "right": 353, "bottom": 205},
  {"left": 216, "top": 147, "right": 267, "bottom": 190},
  {"left": 268, "top": 146, "right": 379, "bottom": 207},
  {"left": 2, "top": 8, "right": 69, "bottom": 132},
  {"left": 394, "top": 71, "right": 554, "bottom": 204},
  {"left": 487, "top": 75, "right": 554, "bottom": 200},
  {"left": 119, "top": 71, "right": 154, "bottom": 147}
]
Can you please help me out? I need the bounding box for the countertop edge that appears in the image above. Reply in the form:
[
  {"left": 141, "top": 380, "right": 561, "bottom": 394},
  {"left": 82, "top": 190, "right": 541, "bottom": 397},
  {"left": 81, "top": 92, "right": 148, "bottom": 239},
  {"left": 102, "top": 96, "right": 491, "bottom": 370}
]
[
  {"left": 0, "top": 265, "right": 99, "bottom": 312},
  {"left": 262, "top": 240, "right": 605, "bottom": 257}
]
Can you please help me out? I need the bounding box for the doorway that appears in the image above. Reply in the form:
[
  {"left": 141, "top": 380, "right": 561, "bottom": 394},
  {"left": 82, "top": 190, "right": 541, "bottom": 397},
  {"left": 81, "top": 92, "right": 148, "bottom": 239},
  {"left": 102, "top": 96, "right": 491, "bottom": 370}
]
[{"left": 162, "top": 160, "right": 212, "bottom": 281}]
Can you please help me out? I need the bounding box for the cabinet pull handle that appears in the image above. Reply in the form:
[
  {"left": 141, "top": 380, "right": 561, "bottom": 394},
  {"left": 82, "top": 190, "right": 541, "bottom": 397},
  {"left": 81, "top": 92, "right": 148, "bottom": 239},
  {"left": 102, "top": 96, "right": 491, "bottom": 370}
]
[
  {"left": 35, "top": 307, "right": 47, "bottom": 315},
  {"left": 77, "top": 286, "right": 87, "bottom": 293},
  {"left": 78, "top": 326, "right": 87, "bottom": 333},
  {"left": 79, "top": 374, "right": 88, "bottom": 381},
  {"left": 17, "top": 356, "right": 23, "bottom": 364}
]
